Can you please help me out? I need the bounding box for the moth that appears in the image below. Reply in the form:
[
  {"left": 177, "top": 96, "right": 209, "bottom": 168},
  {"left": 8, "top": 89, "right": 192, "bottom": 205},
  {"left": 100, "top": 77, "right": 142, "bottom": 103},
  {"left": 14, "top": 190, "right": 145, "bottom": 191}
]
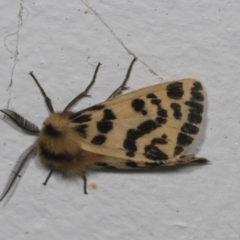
[{"left": 0, "top": 58, "right": 207, "bottom": 201}]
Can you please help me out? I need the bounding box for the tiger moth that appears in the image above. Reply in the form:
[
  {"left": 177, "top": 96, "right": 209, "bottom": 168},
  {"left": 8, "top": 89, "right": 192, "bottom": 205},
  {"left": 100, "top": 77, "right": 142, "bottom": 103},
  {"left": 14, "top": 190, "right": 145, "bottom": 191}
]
[{"left": 0, "top": 58, "right": 207, "bottom": 200}]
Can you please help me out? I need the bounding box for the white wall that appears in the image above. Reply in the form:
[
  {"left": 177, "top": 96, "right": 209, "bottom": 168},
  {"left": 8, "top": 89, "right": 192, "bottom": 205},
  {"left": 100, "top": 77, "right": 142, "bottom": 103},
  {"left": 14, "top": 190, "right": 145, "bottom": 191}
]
[{"left": 0, "top": 1, "right": 239, "bottom": 239}]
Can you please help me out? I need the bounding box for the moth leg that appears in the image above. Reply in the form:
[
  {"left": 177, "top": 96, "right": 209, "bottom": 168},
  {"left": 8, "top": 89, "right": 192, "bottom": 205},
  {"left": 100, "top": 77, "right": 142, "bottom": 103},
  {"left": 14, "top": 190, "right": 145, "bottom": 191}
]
[
  {"left": 64, "top": 62, "right": 101, "bottom": 112},
  {"left": 107, "top": 57, "right": 137, "bottom": 100},
  {"left": 29, "top": 72, "right": 54, "bottom": 113},
  {"left": 82, "top": 172, "right": 88, "bottom": 194},
  {"left": 43, "top": 169, "right": 54, "bottom": 186}
]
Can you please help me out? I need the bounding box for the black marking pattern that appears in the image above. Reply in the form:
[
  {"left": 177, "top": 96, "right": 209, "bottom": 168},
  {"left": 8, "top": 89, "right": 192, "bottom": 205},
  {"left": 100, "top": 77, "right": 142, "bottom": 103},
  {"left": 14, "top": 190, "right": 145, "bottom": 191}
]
[
  {"left": 74, "top": 124, "right": 88, "bottom": 138},
  {"left": 181, "top": 123, "right": 199, "bottom": 135},
  {"left": 149, "top": 94, "right": 168, "bottom": 126},
  {"left": 173, "top": 81, "right": 204, "bottom": 156},
  {"left": 97, "top": 109, "right": 116, "bottom": 132},
  {"left": 123, "top": 92, "right": 170, "bottom": 159},
  {"left": 151, "top": 134, "right": 168, "bottom": 145},
  {"left": 166, "top": 82, "right": 184, "bottom": 100},
  {"left": 177, "top": 132, "right": 194, "bottom": 147},
  {"left": 147, "top": 93, "right": 157, "bottom": 98},
  {"left": 91, "top": 135, "right": 106, "bottom": 145},
  {"left": 123, "top": 119, "right": 160, "bottom": 158},
  {"left": 144, "top": 145, "right": 168, "bottom": 161},
  {"left": 191, "top": 82, "right": 204, "bottom": 102},
  {"left": 103, "top": 109, "right": 116, "bottom": 120},
  {"left": 138, "top": 120, "right": 157, "bottom": 134},
  {"left": 92, "top": 108, "right": 117, "bottom": 144},
  {"left": 151, "top": 99, "right": 161, "bottom": 105},
  {"left": 131, "top": 99, "right": 147, "bottom": 115},
  {"left": 97, "top": 121, "right": 113, "bottom": 133},
  {"left": 144, "top": 162, "right": 163, "bottom": 168},
  {"left": 155, "top": 117, "right": 167, "bottom": 125},
  {"left": 157, "top": 109, "right": 167, "bottom": 118},
  {"left": 40, "top": 143, "right": 76, "bottom": 162},
  {"left": 94, "top": 162, "right": 116, "bottom": 169},
  {"left": 72, "top": 114, "right": 91, "bottom": 123},
  {"left": 174, "top": 145, "right": 184, "bottom": 156},
  {"left": 126, "top": 160, "right": 138, "bottom": 168},
  {"left": 185, "top": 82, "right": 204, "bottom": 124},
  {"left": 170, "top": 103, "right": 182, "bottom": 120},
  {"left": 144, "top": 134, "right": 169, "bottom": 160},
  {"left": 44, "top": 124, "right": 62, "bottom": 137}
]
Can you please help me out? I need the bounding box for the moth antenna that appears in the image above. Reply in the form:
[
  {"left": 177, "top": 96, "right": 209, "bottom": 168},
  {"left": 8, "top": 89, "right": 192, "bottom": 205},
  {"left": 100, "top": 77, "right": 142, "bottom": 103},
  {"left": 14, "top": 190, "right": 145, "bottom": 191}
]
[
  {"left": 43, "top": 169, "right": 54, "bottom": 186},
  {"left": 29, "top": 72, "right": 54, "bottom": 113},
  {"left": 0, "top": 109, "right": 39, "bottom": 134},
  {"left": 0, "top": 145, "right": 35, "bottom": 201},
  {"left": 63, "top": 62, "right": 101, "bottom": 112},
  {"left": 107, "top": 57, "right": 137, "bottom": 99},
  {"left": 82, "top": 173, "right": 88, "bottom": 194}
]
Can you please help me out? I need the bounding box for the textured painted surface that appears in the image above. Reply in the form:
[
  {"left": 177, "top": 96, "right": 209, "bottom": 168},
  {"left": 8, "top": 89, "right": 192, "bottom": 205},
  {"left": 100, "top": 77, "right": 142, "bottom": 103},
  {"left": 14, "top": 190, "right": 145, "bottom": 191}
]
[{"left": 0, "top": 1, "right": 240, "bottom": 239}]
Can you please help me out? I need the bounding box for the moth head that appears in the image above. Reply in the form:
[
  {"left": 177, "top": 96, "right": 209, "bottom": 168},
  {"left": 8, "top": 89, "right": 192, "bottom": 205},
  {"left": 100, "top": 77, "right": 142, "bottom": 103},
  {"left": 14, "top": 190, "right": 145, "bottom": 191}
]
[
  {"left": 35, "top": 112, "right": 83, "bottom": 164},
  {"left": 42, "top": 112, "right": 72, "bottom": 137},
  {"left": 0, "top": 64, "right": 102, "bottom": 200}
]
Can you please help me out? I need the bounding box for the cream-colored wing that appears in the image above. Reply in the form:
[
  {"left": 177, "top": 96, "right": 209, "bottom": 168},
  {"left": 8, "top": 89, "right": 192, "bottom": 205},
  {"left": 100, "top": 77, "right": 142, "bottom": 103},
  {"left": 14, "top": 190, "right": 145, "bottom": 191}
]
[{"left": 70, "top": 79, "right": 205, "bottom": 168}]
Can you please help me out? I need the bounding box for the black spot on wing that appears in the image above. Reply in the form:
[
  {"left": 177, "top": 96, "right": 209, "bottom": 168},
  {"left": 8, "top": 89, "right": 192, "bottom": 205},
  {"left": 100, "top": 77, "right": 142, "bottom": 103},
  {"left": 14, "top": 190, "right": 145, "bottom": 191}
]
[
  {"left": 126, "top": 152, "right": 135, "bottom": 157},
  {"left": 144, "top": 162, "right": 163, "bottom": 168},
  {"left": 91, "top": 135, "right": 106, "bottom": 145},
  {"left": 144, "top": 145, "right": 168, "bottom": 161},
  {"left": 188, "top": 113, "right": 202, "bottom": 124},
  {"left": 72, "top": 114, "right": 91, "bottom": 123},
  {"left": 103, "top": 109, "right": 116, "bottom": 120},
  {"left": 123, "top": 117, "right": 162, "bottom": 157},
  {"left": 166, "top": 82, "right": 184, "bottom": 100},
  {"left": 146, "top": 93, "right": 157, "bottom": 98},
  {"left": 174, "top": 145, "right": 184, "bottom": 156},
  {"left": 126, "top": 160, "right": 138, "bottom": 168},
  {"left": 191, "top": 82, "right": 204, "bottom": 102},
  {"left": 185, "top": 101, "right": 203, "bottom": 114},
  {"left": 74, "top": 124, "right": 88, "bottom": 138},
  {"left": 170, "top": 103, "right": 182, "bottom": 120},
  {"left": 96, "top": 109, "right": 116, "bottom": 134},
  {"left": 193, "top": 81, "right": 203, "bottom": 91},
  {"left": 157, "top": 109, "right": 168, "bottom": 118},
  {"left": 151, "top": 135, "right": 168, "bottom": 145},
  {"left": 126, "top": 129, "right": 144, "bottom": 141},
  {"left": 94, "top": 162, "right": 117, "bottom": 169},
  {"left": 191, "top": 91, "right": 204, "bottom": 102},
  {"left": 97, "top": 121, "right": 113, "bottom": 133},
  {"left": 147, "top": 94, "right": 168, "bottom": 126},
  {"left": 144, "top": 134, "right": 168, "bottom": 160},
  {"left": 44, "top": 124, "right": 62, "bottom": 137},
  {"left": 155, "top": 117, "right": 167, "bottom": 125},
  {"left": 177, "top": 133, "right": 194, "bottom": 146},
  {"left": 124, "top": 139, "right": 137, "bottom": 153},
  {"left": 137, "top": 120, "right": 157, "bottom": 134},
  {"left": 185, "top": 101, "right": 203, "bottom": 124},
  {"left": 124, "top": 129, "right": 143, "bottom": 157},
  {"left": 181, "top": 123, "right": 199, "bottom": 135},
  {"left": 151, "top": 99, "right": 161, "bottom": 105},
  {"left": 132, "top": 99, "right": 147, "bottom": 115},
  {"left": 132, "top": 99, "right": 144, "bottom": 111}
]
